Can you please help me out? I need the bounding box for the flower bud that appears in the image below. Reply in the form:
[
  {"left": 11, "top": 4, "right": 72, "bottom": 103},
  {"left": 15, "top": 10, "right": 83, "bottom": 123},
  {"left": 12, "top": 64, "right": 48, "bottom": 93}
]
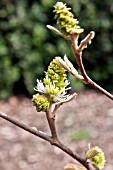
[
  {"left": 54, "top": 2, "right": 84, "bottom": 36},
  {"left": 64, "top": 164, "right": 86, "bottom": 170},
  {"left": 86, "top": 146, "right": 106, "bottom": 169},
  {"left": 32, "top": 94, "right": 49, "bottom": 112}
]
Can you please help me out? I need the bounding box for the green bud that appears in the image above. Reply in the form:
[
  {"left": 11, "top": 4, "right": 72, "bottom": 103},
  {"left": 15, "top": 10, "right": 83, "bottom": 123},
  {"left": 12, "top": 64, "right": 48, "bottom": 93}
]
[
  {"left": 86, "top": 147, "right": 99, "bottom": 160},
  {"left": 86, "top": 146, "right": 106, "bottom": 169},
  {"left": 32, "top": 94, "right": 49, "bottom": 112},
  {"left": 54, "top": 2, "right": 84, "bottom": 36}
]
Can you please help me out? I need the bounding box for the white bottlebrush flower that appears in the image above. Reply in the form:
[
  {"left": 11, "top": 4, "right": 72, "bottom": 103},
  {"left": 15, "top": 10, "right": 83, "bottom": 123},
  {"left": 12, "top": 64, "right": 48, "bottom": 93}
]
[
  {"left": 34, "top": 79, "right": 46, "bottom": 94},
  {"left": 54, "top": 90, "right": 77, "bottom": 103},
  {"left": 53, "top": 79, "right": 71, "bottom": 101}
]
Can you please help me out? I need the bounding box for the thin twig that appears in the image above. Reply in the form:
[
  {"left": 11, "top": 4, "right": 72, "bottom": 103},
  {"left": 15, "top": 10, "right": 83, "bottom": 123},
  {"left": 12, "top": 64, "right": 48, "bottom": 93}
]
[
  {"left": 0, "top": 111, "right": 52, "bottom": 143},
  {"left": 0, "top": 110, "right": 92, "bottom": 170},
  {"left": 78, "top": 31, "right": 95, "bottom": 52},
  {"left": 67, "top": 34, "right": 113, "bottom": 100}
]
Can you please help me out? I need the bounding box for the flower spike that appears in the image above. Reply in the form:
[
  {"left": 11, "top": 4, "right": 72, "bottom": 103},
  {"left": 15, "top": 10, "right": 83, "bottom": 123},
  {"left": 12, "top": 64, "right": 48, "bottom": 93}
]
[
  {"left": 43, "top": 58, "right": 68, "bottom": 96},
  {"left": 32, "top": 58, "right": 74, "bottom": 112},
  {"left": 54, "top": 2, "right": 84, "bottom": 36}
]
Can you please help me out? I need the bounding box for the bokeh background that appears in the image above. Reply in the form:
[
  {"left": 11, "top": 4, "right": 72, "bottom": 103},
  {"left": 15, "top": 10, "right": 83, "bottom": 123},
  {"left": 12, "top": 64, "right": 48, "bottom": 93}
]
[
  {"left": 0, "top": 1, "right": 113, "bottom": 170},
  {"left": 0, "top": 0, "right": 113, "bottom": 99}
]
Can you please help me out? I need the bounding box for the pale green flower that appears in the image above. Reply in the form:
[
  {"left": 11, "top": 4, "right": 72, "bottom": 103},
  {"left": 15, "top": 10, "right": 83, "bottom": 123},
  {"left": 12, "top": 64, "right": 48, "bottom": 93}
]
[
  {"left": 43, "top": 58, "right": 70, "bottom": 100},
  {"left": 86, "top": 146, "right": 106, "bottom": 169},
  {"left": 32, "top": 93, "right": 49, "bottom": 112},
  {"left": 44, "top": 58, "right": 67, "bottom": 91},
  {"left": 53, "top": 2, "right": 84, "bottom": 36},
  {"left": 32, "top": 58, "right": 72, "bottom": 111}
]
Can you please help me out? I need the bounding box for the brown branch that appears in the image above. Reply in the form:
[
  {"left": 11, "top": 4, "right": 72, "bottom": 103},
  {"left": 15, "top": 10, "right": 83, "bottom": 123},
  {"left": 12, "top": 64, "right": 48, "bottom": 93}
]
[
  {"left": 67, "top": 34, "right": 113, "bottom": 100},
  {"left": 0, "top": 111, "right": 52, "bottom": 143},
  {"left": 54, "top": 141, "right": 92, "bottom": 170},
  {"left": 46, "top": 104, "right": 59, "bottom": 141},
  {"left": 0, "top": 110, "right": 91, "bottom": 170}
]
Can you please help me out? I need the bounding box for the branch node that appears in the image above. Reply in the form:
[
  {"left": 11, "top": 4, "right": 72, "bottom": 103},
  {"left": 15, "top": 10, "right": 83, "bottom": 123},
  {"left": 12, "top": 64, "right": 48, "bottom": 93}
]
[{"left": 78, "top": 31, "right": 95, "bottom": 52}]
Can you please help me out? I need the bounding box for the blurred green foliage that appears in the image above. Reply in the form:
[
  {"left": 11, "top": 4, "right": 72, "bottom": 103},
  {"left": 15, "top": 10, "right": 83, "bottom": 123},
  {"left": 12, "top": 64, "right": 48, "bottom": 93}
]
[
  {"left": 0, "top": 0, "right": 113, "bottom": 99},
  {"left": 69, "top": 129, "right": 91, "bottom": 140}
]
